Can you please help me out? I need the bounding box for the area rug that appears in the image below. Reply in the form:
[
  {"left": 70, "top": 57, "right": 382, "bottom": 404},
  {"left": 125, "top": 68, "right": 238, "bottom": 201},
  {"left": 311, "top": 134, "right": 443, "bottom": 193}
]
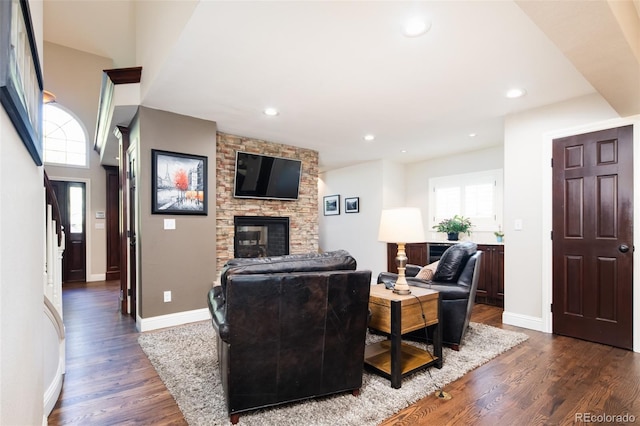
[{"left": 138, "top": 321, "right": 528, "bottom": 425}]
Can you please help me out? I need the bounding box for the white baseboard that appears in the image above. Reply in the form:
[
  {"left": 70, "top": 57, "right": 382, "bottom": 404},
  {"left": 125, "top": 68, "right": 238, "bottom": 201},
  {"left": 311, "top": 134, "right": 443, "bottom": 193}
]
[
  {"left": 502, "top": 311, "right": 547, "bottom": 332},
  {"left": 44, "top": 371, "right": 64, "bottom": 416},
  {"left": 88, "top": 273, "right": 106, "bottom": 282},
  {"left": 137, "top": 308, "right": 211, "bottom": 332}
]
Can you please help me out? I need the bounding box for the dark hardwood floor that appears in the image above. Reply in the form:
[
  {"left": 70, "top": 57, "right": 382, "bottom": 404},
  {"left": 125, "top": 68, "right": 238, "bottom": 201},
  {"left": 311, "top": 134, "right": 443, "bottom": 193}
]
[
  {"left": 49, "top": 281, "right": 640, "bottom": 425},
  {"left": 48, "top": 281, "right": 187, "bottom": 425}
]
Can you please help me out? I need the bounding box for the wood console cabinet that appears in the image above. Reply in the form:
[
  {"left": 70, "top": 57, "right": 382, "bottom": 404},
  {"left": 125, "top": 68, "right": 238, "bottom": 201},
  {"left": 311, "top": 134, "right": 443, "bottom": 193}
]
[
  {"left": 386, "top": 242, "right": 504, "bottom": 308},
  {"left": 475, "top": 244, "right": 504, "bottom": 307},
  {"left": 386, "top": 243, "right": 427, "bottom": 273}
]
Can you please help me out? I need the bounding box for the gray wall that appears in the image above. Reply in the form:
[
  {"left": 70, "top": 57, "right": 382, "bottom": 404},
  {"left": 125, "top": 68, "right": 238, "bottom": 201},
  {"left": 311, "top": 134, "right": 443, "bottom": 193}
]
[
  {"left": 135, "top": 107, "right": 217, "bottom": 318},
  {"left": 43, "top": 42, "right": 113, "bottom": 281}
]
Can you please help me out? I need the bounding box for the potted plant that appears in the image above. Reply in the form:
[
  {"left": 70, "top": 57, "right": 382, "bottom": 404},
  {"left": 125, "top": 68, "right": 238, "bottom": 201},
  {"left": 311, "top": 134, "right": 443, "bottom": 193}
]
[
  {"left": 494, "top": 226, "right": 504, "bottom": 243},
  {"left": 433, "top": 215, "right": 473, "bottom": 241}
]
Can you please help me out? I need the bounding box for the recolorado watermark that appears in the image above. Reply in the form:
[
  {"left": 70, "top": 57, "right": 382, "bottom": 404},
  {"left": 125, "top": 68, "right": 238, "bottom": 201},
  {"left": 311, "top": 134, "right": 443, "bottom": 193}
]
[{"left": 575, "top": 412, "right": 636, "bottom": 423}]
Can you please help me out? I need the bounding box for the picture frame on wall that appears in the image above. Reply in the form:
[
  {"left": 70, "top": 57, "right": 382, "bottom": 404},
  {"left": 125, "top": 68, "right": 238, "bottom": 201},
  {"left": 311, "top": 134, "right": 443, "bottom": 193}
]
[
  {"left": 152, "top": 149, "right": 208, "bottom": 215},
  {"left": 0, "top": 0, "right": 44, "bottom": 165},
  {"left": 323, "top": 194, "right": 340, "bottom": 216},
  {"left": 345, "top": 197, "right": 359, "bottom": 213}
]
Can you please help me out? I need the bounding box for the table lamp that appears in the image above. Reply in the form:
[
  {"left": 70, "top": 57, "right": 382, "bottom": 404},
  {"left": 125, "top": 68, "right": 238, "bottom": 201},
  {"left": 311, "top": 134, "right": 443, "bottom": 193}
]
[{"left": 378, "top": 207, "right": 426, "bottom": 295}]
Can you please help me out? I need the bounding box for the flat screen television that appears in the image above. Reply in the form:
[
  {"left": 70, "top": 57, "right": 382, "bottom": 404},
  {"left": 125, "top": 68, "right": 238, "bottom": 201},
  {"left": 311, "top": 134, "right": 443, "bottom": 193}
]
[{"left": 233, "top": 151, "right": 302, "bottom": 200}]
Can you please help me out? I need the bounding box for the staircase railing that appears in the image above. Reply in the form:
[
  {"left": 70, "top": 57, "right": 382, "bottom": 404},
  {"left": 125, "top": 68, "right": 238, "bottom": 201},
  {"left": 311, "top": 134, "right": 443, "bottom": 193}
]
[{"left": 43, "top": 171, "right": 65, "bottom": 416}]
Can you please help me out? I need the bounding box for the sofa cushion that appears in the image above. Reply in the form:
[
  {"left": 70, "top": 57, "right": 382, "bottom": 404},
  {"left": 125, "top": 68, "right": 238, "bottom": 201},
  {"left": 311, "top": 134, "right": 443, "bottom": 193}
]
[
  {"left": 433, "top": 242, "right": 477, "bottom": 283},
  {"left": 415, "top": 261, "right": 439, "bottom": 280}
]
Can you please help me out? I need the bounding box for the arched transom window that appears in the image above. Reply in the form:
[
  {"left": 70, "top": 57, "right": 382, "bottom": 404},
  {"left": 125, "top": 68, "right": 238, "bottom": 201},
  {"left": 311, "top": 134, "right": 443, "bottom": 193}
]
[{"left": 43, "top": 103, "right": 88, "bottom": 167}]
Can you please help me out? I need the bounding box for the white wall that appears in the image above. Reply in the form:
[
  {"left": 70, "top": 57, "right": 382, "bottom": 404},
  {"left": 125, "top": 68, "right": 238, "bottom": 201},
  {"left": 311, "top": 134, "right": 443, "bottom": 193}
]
[
  {"left": 0, "top": 0, "right": 46, "bottom": 422},
  {"left": 319, "top": 160, "right": 384, "bottom": 279},
  {"left": 0, "top": 87, "right": 46, "bottom": 426},
  {"left": 135, "top": 0, "right": 198, "bottom": 99},
  {"left": 320, "top": 152, "right": 506, "bottom": 282},
  {"left": 320, "top": 160, "right": 402, "bottom": 281},
  {"left": 405, "top": 145, "right": 504, "bottom": 243},
  {"left": 502, "top": 93, "right": 622, "bottom": 332}
]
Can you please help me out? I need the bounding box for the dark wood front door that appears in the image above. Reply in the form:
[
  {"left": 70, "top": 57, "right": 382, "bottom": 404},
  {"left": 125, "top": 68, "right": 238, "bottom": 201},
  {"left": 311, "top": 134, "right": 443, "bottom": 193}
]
[
  {"left": 552, "top": 125, "right": 633, "bottom": 350},
  {"left": 51, "top": 180, "right": 87, "bottom": 283}
]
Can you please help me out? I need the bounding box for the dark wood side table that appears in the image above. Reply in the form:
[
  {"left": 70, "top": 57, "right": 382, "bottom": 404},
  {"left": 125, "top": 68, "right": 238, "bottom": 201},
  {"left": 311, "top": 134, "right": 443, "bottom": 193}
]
[{"left": 364, "top": 284, "right": 442, "bottom": 389}]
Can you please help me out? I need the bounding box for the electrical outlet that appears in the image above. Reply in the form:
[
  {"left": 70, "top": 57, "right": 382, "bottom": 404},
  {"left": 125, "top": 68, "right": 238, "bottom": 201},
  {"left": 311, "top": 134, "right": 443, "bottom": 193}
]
[{"left": 164, "top": 291, "right": 172, "bottom": 303}]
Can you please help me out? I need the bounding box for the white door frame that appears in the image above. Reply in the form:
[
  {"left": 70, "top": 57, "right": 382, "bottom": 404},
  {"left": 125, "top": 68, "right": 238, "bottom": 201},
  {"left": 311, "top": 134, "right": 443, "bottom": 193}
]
[
  {"left": 541, "top": 116, "right": 640, "bottom": 352},
  {"left": 46, "top": 176, "right": 96, "bottom": 282}
]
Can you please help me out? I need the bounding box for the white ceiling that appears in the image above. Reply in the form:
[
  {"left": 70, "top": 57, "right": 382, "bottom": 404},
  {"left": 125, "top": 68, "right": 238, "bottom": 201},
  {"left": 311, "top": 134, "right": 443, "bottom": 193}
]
[{"left": 42, "top": 1, "right": 639, "bottom": 171}]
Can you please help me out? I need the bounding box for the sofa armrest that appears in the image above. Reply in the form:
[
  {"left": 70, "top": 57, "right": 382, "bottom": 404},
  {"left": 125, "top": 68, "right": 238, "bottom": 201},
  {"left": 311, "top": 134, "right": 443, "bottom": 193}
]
[{"left": 207, "top": 286, "right": 230, "bottom": 342}]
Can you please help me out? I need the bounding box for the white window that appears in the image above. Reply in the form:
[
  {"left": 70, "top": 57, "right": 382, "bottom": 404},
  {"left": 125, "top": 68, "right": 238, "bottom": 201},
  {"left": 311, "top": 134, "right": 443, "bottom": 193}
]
[
  {"left": 429, "top": 169, "right": 503, "bottom": 232},
  {"left": 43, "top": 103, "right": 88, "bottom": 167}
]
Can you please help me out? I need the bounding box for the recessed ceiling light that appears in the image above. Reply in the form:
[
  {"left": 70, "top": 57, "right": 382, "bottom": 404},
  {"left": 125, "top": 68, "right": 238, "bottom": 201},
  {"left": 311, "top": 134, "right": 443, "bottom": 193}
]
[
  {"left": 403, "top": 17, "right": 431, "bottom": 37},
  {"left": 506, "top": 88, "right": 527, "bottom": 99},
  {"left": 363, "top": 134, "right": 375, "bottom": 141},
  {"left": 469, "top": 133, "right": 477, "bottom": 137},
  {"left": 401, "top": 149, "right": 407, "bottom": 153},
  {"left": 263, "top": 107, "right": 279, "bottom": 116}
]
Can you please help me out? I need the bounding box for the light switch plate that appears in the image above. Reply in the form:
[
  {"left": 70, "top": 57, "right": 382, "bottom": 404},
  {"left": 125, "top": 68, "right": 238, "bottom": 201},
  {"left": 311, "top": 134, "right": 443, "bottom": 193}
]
[
  {"left": 514, "top": 219, "right": 523, "bottom": 230},
  {"left": 164, "top": 219, "right": 176, "bottom": 230}
]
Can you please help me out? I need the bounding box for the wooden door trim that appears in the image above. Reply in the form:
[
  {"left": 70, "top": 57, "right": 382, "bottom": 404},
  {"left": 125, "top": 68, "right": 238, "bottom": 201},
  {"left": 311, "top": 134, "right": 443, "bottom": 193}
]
[
  {"left": 539, "top": 118, "right": 639, "bottom": 348},
  {"left": 47, "top": 175, "right": 92, "bottom": 282},
  {"left": 115, "top": 126, "right": 129, "bottom": 315},
  {"left": 104, "top": 165, "right": 120, "bottom": 281}
]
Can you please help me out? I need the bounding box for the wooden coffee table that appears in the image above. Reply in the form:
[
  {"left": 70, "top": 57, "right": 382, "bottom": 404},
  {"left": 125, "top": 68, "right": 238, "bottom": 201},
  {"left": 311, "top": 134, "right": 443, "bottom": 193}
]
[{"left": 364, "top": 284, "right": 442, "bottom": 388}]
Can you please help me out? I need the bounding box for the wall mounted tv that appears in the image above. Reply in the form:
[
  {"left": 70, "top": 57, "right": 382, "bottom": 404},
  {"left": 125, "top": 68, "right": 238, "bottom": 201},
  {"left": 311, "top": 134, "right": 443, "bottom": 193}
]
[{"left": 233, "top": 151, "right": 302, "bottom": 200}]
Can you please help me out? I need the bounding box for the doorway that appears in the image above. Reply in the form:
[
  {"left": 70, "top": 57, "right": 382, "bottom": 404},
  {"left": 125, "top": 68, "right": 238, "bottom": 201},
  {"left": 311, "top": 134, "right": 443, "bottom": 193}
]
[
  {"left": 551, "top": 125, "right": 633, "bottom": 350},
  {"left": 50, "top": 180, "right": 87, "bottom": 283}
]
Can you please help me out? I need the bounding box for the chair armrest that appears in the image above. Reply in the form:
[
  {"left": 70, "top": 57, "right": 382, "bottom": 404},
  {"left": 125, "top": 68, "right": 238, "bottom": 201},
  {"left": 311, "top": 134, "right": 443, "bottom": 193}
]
[
  {"left": 207, "top": 286, "right": 230, "bottom": 342},
  {"left": 406, "top": 264, "right": 422, "bottom": 277},
  {"left": 377, "top": 272, "right": 397, "bottom": 288}
]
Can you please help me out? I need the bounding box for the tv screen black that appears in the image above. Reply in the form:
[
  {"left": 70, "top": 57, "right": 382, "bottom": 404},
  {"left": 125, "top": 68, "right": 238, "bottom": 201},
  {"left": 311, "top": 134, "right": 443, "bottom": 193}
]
[{"left": 233, "top": 151, "right": 302, "bottom": 200}]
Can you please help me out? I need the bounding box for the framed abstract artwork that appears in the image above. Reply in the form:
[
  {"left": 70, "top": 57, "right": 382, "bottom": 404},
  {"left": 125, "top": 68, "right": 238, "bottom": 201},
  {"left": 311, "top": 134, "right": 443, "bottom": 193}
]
[{"left": 152, "top": 149, "right": 208, "bottom": 215}]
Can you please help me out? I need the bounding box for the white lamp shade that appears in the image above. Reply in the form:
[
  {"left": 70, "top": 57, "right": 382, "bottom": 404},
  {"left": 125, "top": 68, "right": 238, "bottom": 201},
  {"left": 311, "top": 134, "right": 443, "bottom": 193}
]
[{"left": 378, "top": 207, "right": 426, "bottom": 243}]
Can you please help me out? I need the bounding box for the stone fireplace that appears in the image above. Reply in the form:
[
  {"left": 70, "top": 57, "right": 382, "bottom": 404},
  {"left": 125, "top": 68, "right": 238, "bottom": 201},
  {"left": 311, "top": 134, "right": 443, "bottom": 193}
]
[
  {"left": 234, "top": 216, "right": 289, "bottom": 258},
  {"left": 216, "top": 133, "right": 319, "bottom": 273}
]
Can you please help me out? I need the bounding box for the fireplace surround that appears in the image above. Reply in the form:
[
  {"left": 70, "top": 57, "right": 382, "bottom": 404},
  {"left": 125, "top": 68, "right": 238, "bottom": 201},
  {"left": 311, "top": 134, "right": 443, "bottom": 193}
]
[{"left": 234, "top": 216, "right": 289, "bottom": 258}]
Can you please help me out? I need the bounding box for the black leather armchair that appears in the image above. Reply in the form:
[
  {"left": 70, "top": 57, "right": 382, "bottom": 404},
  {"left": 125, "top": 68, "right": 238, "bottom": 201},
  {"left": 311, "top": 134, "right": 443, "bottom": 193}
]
[
  {"left": 208, "top": 250, "right": 372, "bottom": 424},
  {"left": 377, "top": 243, "right": 482, "bottom": 350}
]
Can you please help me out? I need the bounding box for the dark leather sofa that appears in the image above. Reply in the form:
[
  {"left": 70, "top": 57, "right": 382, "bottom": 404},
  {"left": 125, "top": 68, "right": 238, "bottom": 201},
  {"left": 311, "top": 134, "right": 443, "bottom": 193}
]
[
  {"left": 377, "top": 242, "right": 482, "bottom": 350},
  {"left": 207, "top": 250, "right": 372, "bottom": 424}
]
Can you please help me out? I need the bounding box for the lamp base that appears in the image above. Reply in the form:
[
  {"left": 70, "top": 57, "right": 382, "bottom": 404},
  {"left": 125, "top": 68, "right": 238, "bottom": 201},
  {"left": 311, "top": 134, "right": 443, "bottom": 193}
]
[{"left": 393, "top": 243, "right": 412, "bottom": 295}]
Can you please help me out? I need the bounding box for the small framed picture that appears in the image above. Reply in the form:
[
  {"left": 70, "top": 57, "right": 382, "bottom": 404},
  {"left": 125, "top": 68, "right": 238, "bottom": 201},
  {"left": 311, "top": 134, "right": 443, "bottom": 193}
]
[
  {"left": 345, "top": 197, "right": 359, "bottom": 213},
  {"left": 323, "top": 194, "right": 340, "bottom": 216}
]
